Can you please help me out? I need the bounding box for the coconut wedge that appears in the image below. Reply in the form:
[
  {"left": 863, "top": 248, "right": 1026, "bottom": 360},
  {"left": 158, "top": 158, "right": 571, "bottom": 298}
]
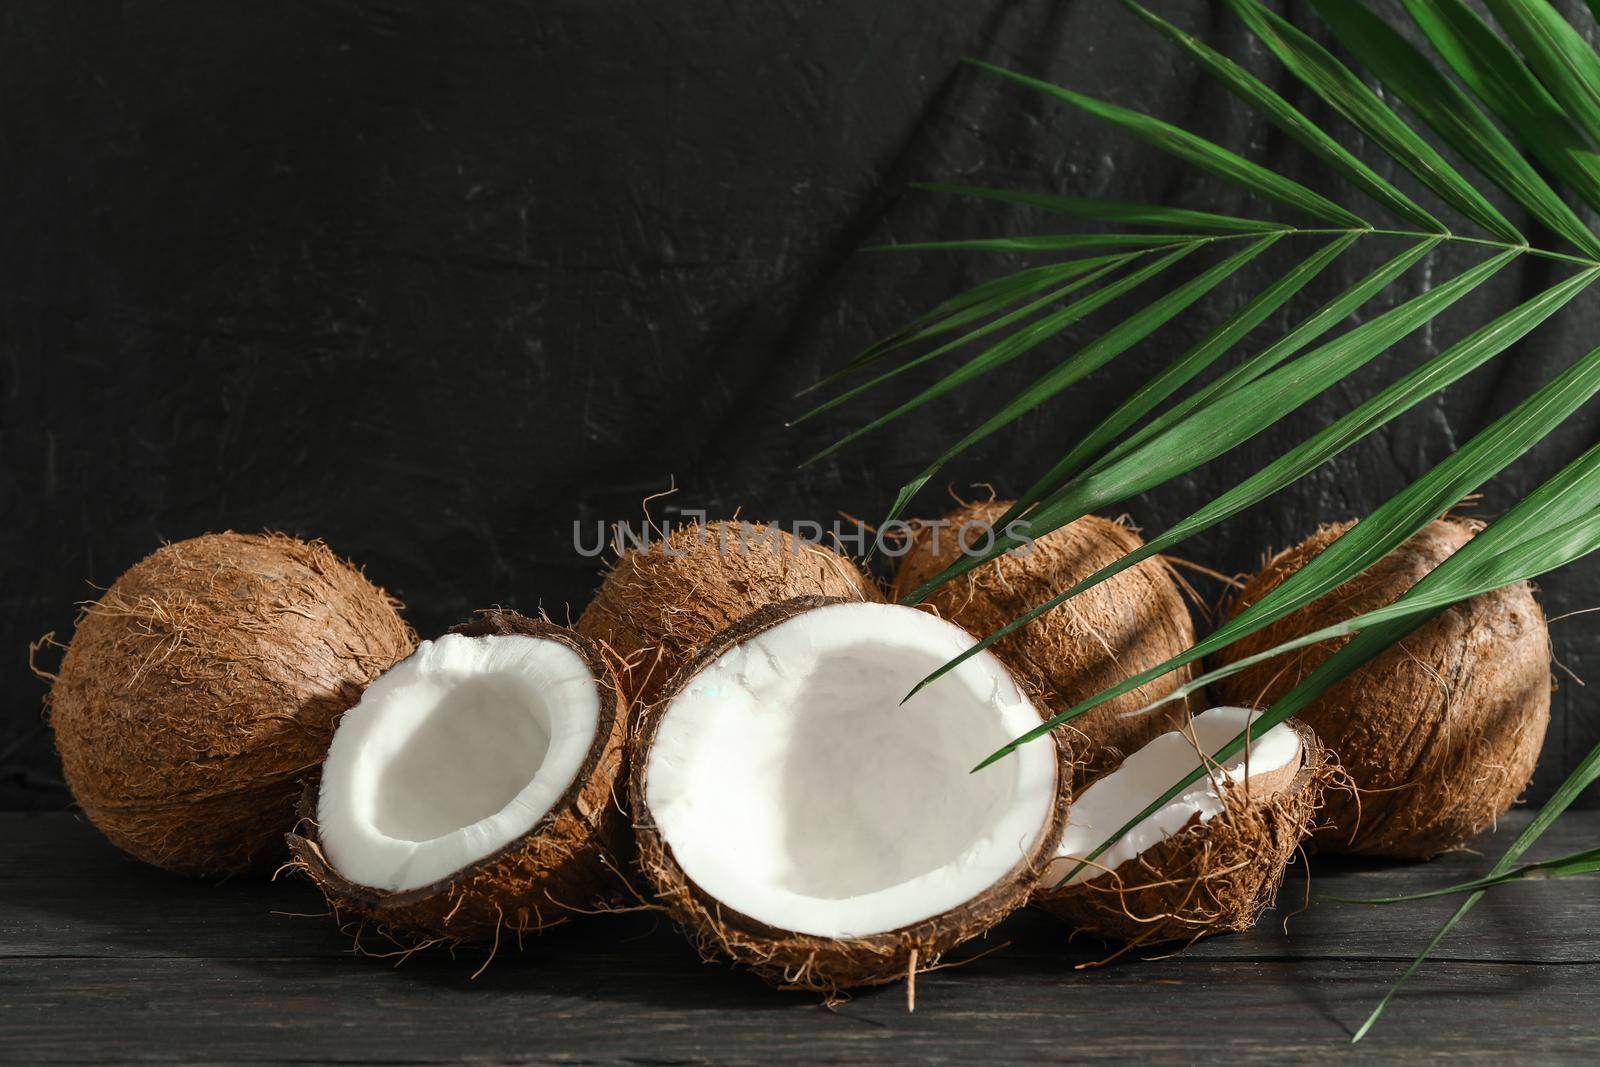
[
  {"left": 630, "top": 597, "right": 1070, "bottom": 992},
  {"left": 1037, "top": 707, "right": 1330, "bottom": 947},
  {"left": 287, "top": 609, "right": 628, "bottom": 944}
]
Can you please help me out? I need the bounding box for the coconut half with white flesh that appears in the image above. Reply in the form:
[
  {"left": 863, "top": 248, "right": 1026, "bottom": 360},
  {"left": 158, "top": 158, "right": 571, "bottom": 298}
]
[
  {"left": 287, "top": 609, "right": 628, "bottom": 944},
  {"left": 1037, "top": 706, "right": 1330, "bottom": 947},
  {"left": 630, "top": 596, "right": 1070, "bottom": 992}
]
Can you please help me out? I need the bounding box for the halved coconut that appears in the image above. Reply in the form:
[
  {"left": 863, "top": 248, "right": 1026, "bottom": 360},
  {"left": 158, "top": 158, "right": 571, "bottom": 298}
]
[
  {"left": 286, "top": 609, "right": 628, "bottom": 944},
  {"left": 630, "top": 596, "right": 1070, "bottom": 992},
  {"left": 1037, "top": 706, "right": 1329, "bottom": 948}
]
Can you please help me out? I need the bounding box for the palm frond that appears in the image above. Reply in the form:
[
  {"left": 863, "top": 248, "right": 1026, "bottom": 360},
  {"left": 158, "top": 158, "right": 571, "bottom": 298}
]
[
  {"left": 911, "top": 184, "right": 1290, "bottom": 232},
  {"left": 899, "top": 268, "right": 1597, "bottom": 708},
  {"left": 1309, "top": 0, "right": 1600, "bottom": 255},
  {"left": 801, "top": 246, "right": 1195, "bottom": 460},
  {"left": 809, "top": 0, "right": 1600, "bottom": 1035},
  {"left": 1485, "top": 0, "right": 1600, "bottom": 147},
  {"left": 1121, "top": 0, "right": 1442, "bottom": 230},
  {"left": 967, "top": 58, "right": 1366, "bottom": 226},
  {"left": 1399, "top": 0, "right": 1600, "bottom": 213},
  {"left": 1223, "top": 0, "right": 1522, "bottom": 242},
  {"left": 842, "top": 235, "right": 1279, "bottom": 532}
]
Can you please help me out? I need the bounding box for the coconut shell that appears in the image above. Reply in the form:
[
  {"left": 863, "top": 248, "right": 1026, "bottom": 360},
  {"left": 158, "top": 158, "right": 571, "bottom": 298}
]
[
  {"left": 1213, "top": 519, "right": 1551, "bottom": 858},
  {"left": 1037, "top": 719, "right": 1330, "bottom": 947},
  {"left": 577, "top": 520, "right": 881, "bottom": 709},
  {"left": 892, "top": 502, "right": 1198, "bottom": 781},
  {"left": 628, "top": 596, "right": 1072, "bottom": 992},
  {"left": 286, "top": 609, "right": 630, "bottom": 945},
  {"left": 46, "top": 532, "right": 416, "bottom": 877}
]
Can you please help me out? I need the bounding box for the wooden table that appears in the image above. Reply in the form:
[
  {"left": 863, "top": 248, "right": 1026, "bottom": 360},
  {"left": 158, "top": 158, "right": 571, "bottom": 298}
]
[{"left": 2, "top": 810, "right": 1595, "bottom": 1064}]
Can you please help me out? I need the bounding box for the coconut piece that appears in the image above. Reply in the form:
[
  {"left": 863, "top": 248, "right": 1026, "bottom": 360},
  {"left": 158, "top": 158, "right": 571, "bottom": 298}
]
[
  {"left": 1037, "top": 707, "right": 1329, "bottom": 947},
  {"left": 1214, "top": 518, "right": 1550, "bottom": 858},
  {"left": 892, "top": 501, "right": 1198, "bottom": 781},
  {"left": 630, "top": 596, "right": 1070, "bottom": 992},
  {"left": 46, "top": 532, "right": 416, "bottom": 877},
  {"left": 578, "top": 519, "right": 880, "bottom": 709},
  {"left": 286, "top": 609, "right": 628, "bottom": 944}
]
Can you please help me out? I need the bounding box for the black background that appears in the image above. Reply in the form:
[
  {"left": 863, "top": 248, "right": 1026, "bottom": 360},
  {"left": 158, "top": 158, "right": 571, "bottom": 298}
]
[{"left": 4, "top": 0, "right": 1597, "bottom": 811}]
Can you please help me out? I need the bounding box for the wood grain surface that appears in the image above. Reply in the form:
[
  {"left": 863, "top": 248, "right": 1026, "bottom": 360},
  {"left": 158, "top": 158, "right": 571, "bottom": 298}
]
[{"left": 2, "top": 811, "right": 1595, "bottom": 1064}]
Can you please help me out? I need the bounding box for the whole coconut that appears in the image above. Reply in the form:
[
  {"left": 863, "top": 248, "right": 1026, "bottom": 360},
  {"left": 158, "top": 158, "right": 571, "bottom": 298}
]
[
  {"left": 892, "top": 501, "right": 1198, "bottom": 779},
  {"left": 1213, "top": 518, "right": 1550, "bottom": 858},
  {"left": 577, "top": 520, "right": 880, "bottom": 708},
  {"left": 48, "top": 533, "right": 416, "bottom": 876}
]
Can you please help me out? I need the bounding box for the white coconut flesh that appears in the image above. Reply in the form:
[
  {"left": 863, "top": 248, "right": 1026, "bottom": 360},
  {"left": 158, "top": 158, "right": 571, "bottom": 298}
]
[
  {"left": 317, "top": 633, "right": 601, "bottom": 893},
  {"left": 1046, "top": 706, "right": 1302, "bottom": 887},
  {"left": 645, "top": 601, "right": 1058, "bottom": 940}
]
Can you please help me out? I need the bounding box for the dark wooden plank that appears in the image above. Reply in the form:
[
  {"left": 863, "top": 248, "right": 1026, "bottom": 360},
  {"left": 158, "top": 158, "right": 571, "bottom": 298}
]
[
  {"left": 2, "top": 812, "right": 1596, "bottom": 1063},
  {"left": 4, "top": 813, "right": 1596, "bottom": 964},
  {"left": 1, "top": 954, "right": 1594, "bottom": 1065}
]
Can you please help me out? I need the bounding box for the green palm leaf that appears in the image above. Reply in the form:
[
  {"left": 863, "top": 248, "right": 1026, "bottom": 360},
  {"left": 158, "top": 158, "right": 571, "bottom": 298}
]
[
  {"left": 809, "top": 0, "right": 1600, "bottom": 1036},
  {"left": 1328, "top": 848, "right": 1600, "bottom": 904},
  {"left": 1309, "top": 0, "right": 1600, "bottom": 256},
  {"left": 912, "top": 184, "right": 1287, "bottom": 233},
  {"left": 801, "top": 244, "right": 1198, "bottom": 460},
  {"left": 795, "top": 255, "right": 1134, "bottom": 426},
  {"left": 1484, "top": 0, "right": 1600, "bottom": 148},
  {"left": 1120, "top": 0, "right": 1442, "bottom": 231},
  {"left": 854, "top": 236, "right": 1278, "bottom": 533},
  {"left": 1223, "top": 0, "right": 1522, "bottom": 242},
  {"left": 900, "top": 248, "right": 1518, "bottom": 604},
  {"left": 1003, "top": 236, "right": 1434, "bottom": 525},
  {"left": 967, "top": 59, "right": 1366, "bottom": 227},
  {"left": 903, "top": 268, "right": 1596, "bottom": 705},
  {"left": 810, "top": 255, "right": 1129, "bottom": 391},
  {"left": 871, "top": 233, "right": 1197, "bottom": 253},
  {"left": 1399, "top": 0, "right": 1600, "bottom": 212},
  {"left": 998, "top": 234, "right": 1359, "bottom": 500},
  {"left": 966, "top": 338, "right": 1600, "bottom": 766}
]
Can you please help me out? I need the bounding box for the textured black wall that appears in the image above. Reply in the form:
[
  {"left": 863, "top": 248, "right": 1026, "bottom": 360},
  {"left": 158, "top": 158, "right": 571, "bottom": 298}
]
[{"left": 4, "top": 1, "right": 1597, "bottom": 810}]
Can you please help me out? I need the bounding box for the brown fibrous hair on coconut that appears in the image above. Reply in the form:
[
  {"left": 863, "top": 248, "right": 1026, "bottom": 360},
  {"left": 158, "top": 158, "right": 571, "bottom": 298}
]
[
  {"left": 285, "top": 609, "right": 631, "bottom": 948},
  {"left": 1213, "top": 517, "right": 1551, "bottom": 858},
  {"left": 1036, "top": 717, "right": 1336, "bottom": 950},
  {"left": 892, "top": 500, "right": 1199, "bottom": 782},
  {"left": 628, "top": 596, "right": 1071, "bottom": 993},
  {"left": 577, "top": 519, "right": 881, "bottom": 709},
  {"left": 45, "top": 532, "right": 416, "bottom": 877}
]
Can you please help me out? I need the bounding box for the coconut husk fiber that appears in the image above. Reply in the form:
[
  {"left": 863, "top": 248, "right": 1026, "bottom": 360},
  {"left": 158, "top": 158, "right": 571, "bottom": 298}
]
[
  {"left": 1214, "top": 518, "right": 1551, "bottom": 858},
  {"left": 286, "top": 609, "right": 631, "bottom": 946},
  {"left": 1037, "top": 720, "right": 1333, "bottom": 948},
  {"left": 47, "top": 532, "right": 416, "bottom": 877},
  {"left": 892, "top": 501, "right": 1198, "bottom": 782},
  {"left": 578, "top": 520, "right": 880, "bottom": 709}
]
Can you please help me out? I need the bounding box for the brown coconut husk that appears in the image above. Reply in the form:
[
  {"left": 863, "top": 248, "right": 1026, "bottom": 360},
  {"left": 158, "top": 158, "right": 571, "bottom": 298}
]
[
  {"left": 1214, "top": 518, "right": 1551, "bottom": 858},
  {"left": 578, "top": 520, "right": 881, "bottom": 709},
  {"left": 628, "top": 595, "right": 1072, "bottom": 993},
  {"left": 46, "top": 532, "right": 416, "bottom": 877},
  {"left": 892, "top": 501, "right": 1198, "bottom": 782},
  {"left": 285, "top": 609, "right": 630, "bottom": 946},
  {"left": 1037, "top": 719, "right": 1333, "bottom": 949}
]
